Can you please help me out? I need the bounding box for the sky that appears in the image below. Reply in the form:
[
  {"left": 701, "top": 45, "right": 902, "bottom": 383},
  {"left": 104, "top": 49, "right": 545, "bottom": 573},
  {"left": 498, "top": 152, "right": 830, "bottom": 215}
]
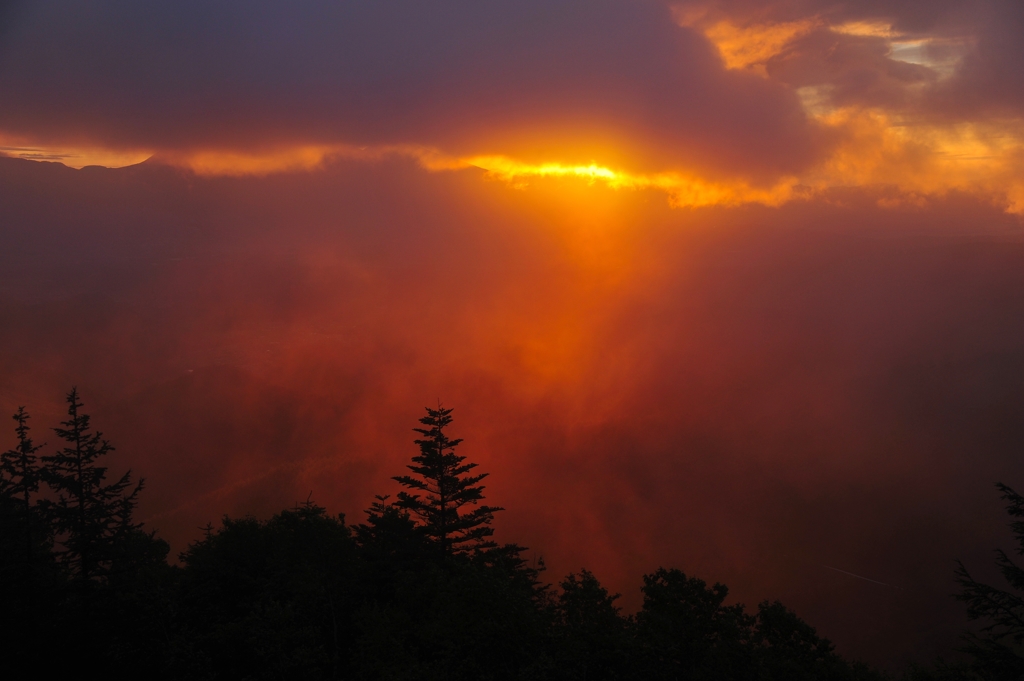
[{"left": 3, "top": 0, "right": 1024, "bottom": 668}]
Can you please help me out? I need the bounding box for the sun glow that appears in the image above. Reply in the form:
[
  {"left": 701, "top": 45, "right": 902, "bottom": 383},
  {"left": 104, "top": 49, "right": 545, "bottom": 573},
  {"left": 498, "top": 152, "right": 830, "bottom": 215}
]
[
  {"left": 0, "top": 136, "right": 151, "bottom": 168},
  {"left": 459, "top": 155, "right": 796, "bottom": 208},
  {"left": 5, "top": 112, "right": 1024, "bottom": 215},
  {"left": 7, "top": 129, "right": 1024, "bottom": 215},
  {"left": 152, "top": 144, "right": 798, "bottom": 209}
]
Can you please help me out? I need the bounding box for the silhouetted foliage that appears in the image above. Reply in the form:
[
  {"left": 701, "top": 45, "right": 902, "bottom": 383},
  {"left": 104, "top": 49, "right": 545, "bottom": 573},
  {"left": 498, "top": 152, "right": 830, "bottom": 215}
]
[
  {"left": 0, "top": 394, "right": 896, "bottom": 680},
  {"left": 0, "top": 406, "right": 46, "bottom": 565},
  {"left": 900, "top": 660, "right": 978, "bottom": 681},
  {"left": 43, "top": 388, "right": 143, "bottom": 580},
  {"left": 0, "top": 406, "right": 60, "bottom": 663},
  {"left": 356, "top": 494, "right": 427, "bottom": 567},
  {"left": 0, "top": 392, "right": 170, "bottom": 679},
  {"left": 177, "top": 501, "right": 356, "bottom": 680},
  {"left": 393, "top": 406, "right": 502, "bottom": 556},
  {"left": 751, "top": 600, "right": 878, "bottom": 681},
  {"left": 353, "top": 416, "right": 549, "bottom": 680},
  {"left": 553, "top": 569, "right": 629, "bottom": 680},
  {"left": 633, "top": 567, "right": 757, "bottom": 680},
  {"left": 629, "top": 568, "right": 885, "bottom": 681},
  {"left": 954, "top": 482, "right": 1024, "bottom": 680}
]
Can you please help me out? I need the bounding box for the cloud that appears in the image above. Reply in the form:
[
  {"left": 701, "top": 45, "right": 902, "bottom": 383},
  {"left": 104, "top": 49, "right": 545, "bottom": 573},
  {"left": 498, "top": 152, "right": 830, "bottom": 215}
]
[
  {"left": 3, "top": 156, "right": 1024, "bottom": 667},
  {"left": 0, "top": 0, "right": 819, "bottom": 178},
  {"left": 4, "top": 0, "right": 1024, "bottom": 215},
  {"left": 4, "top": 0, "right": 1024, "bottom": 670},
  {"left": 929, "top": 0, "right": 1024, "bottom": 118},
  {"left": 681, "top": 0, "right": 1024, "bottom": 121}
]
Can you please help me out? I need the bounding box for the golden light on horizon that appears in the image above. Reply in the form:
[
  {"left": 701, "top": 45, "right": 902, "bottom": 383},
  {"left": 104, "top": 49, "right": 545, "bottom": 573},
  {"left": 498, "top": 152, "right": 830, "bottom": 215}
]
[
  {"left": 0, "top": 136, "right": 151, "bottom": 169},
  {"left": 0, "top": 1, "right": 1013, "bottom": 220},
  {"left": 6, "top": 131, "right": 1024, "bottom": 215},
  {"left": 4, "top": 110, "right": 1024, "bottom": 216}
]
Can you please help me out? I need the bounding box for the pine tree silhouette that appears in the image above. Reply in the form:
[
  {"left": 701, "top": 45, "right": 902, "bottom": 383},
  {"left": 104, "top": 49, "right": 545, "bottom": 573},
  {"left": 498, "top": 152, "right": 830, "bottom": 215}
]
[
  {"left": 42, "top": 388, "right": 143, "bottom": 579},
  {"left": 1, "top": 407, "right": 45, "bottom": 565},
  {"left": 393, "top": 405, "right": 502, "bottom": 556},
  {"left": 954, "top": 483, "right": 1024, "bottom": 679},
  {"left": 355, "top": 494, "right": 425, "bottom": 561}
]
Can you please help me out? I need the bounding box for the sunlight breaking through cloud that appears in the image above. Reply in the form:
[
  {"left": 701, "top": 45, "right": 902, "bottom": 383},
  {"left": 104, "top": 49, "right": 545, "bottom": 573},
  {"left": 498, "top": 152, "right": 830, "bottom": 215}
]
[{"left": 7, "top": 125, "right": 1024, "bottom": 215}]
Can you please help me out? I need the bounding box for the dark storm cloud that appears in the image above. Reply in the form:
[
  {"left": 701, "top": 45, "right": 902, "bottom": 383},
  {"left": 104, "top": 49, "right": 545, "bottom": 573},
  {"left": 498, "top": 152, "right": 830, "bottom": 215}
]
[{"left": 0, "top": 0, "right": 820, "bottom": 176}]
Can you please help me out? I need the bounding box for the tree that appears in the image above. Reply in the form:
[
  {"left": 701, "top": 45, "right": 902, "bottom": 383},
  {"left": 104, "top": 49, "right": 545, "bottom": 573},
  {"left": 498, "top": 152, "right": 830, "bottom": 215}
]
[
  {"left": 554, "top": 569, "right": 630, "bottom": 680},
  {"left": 0, "top": 406, "right": 62, "bottom": 672},
  {"left": 355, "top": 494, "right": 427, "bottom": 567},
  {"left": 0, "top": 407, "right": 46, "bottom": 565},
  {"left": 178, "top": 500, "right": 357, "bottom": 680},
  {"left": 954, "top": 483, "right": 1024, "bottom": 680},
  {"left": 633, "top": 568, "right": 756, "bottom": 681},
  {"left": 393, "top": 406, "right": 502, "bottom": 556},
  {"left": 751, "top": 600, "right": 877, "bottom": 681},
  {"left": 42, "top": 388, "right": 143, "bottom": 580}
]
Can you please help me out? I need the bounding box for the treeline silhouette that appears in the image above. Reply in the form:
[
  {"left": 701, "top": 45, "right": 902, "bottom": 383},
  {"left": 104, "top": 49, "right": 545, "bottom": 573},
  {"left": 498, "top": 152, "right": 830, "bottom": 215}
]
[{"left": 0, "top": 390, "right": 1018, "bottom": 679}]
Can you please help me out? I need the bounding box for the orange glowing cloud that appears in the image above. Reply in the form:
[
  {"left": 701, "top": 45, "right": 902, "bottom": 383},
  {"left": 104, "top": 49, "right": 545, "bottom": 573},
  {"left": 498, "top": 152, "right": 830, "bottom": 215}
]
[
  {"left": 0, "top": 134, "right": 151, "bottom": 169},
  {"left": 674, "top": 8, "right": 820, "bottom": 73},
  {"left": 2, "top": 2, "right": 1022, "bottom": 216},
  {"left": 8, "top": 117, "right": 1024, "bottom": 216},
  {"left": 458, "top": 155, "right": 798, "bottom": 209},
  {"left": 811, "top": 111, "right": 1024, "bottom": 212},
  {"left": 442, "top": 111, "right": 1024, "bottom": 214},
  {"left": 145, "top": 143, "right": 799, "bottom": 209},
  {"left": 830, "top": 20, "right": 902, "bottom": 39},
  {"left": 153, "top": 110, "right": 1024, "bottom": 214}
]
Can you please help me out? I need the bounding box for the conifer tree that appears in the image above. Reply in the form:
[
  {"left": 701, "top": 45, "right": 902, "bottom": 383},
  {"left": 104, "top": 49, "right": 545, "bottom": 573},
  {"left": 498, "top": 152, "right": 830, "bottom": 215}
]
[
  {"left": 393, "top": 405, "right": 502, "bottom": 556},
  {"left": 955, "top": 483, "right": 1024, "bottom": 679},
  {"left": 355, "top": 494, "right": 425, "bottom": 562},
  {"left": 42, "top": 388, "right": 143, "bottom": 580},
  {"left": 0, "top": 407, "right": 45, "bottom": 564}
]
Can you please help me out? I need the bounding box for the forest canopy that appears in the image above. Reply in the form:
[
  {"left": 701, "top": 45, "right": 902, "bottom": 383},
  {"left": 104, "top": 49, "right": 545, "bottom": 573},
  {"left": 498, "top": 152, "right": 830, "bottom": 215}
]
[{"left": 0, "top": 390, "right": 1011, "bottom": 680}]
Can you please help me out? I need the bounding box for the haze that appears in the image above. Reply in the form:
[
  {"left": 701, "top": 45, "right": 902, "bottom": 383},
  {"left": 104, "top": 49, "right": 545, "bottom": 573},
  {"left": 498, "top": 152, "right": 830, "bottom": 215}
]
[{"left": 4, "top": 0, "right": 1024, "bottom": 669}]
